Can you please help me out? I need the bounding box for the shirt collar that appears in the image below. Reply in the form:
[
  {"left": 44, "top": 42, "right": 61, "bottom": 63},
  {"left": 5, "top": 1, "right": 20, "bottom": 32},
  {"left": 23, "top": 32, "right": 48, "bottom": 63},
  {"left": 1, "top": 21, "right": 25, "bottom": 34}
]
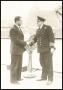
[
  {"left": 39, "top": 24, "right": 44, "bottom": 29},
  {"left": 14, "top": 23, "right": 20, "bottom": 29}
]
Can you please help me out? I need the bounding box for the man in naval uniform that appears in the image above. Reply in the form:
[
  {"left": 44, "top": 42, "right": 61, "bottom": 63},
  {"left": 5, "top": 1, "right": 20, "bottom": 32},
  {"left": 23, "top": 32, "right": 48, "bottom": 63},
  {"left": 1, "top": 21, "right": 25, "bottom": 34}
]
[
  {"left": 10, "top": 16, "right": 26, "bottom": 84},
  {"left": 29, "top": 16, "right": 55, "bottom": 85}
]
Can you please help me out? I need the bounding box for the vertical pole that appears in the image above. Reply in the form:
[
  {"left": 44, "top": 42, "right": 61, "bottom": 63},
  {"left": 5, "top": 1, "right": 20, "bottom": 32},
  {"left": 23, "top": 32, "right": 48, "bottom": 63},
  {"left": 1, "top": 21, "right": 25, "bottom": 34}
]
[
  {"left": 24, "top": 48, "right": 36, "bottom": 78},
  {"left": 24, "top": 35, "right": 36, "bottom": 78},
  {"left": 27, "top": 51, "right": 32, "bottom": 72}
]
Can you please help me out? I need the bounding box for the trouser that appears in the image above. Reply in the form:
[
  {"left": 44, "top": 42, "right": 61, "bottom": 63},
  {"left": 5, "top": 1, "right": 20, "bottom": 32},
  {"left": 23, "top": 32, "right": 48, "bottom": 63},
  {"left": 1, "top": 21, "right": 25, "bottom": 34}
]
[
  {"left": 40, "top": 51, "right": 53, "bottom": 81},
  {"left": 10, "top": 55, "right": 22, "bottom": 82}
]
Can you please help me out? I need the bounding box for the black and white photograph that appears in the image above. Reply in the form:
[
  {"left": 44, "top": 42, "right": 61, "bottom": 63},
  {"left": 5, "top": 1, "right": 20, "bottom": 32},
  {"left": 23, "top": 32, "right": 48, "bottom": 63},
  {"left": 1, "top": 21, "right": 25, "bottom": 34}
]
[{"left": 1, "top": 1, "right": 62, "bottom": 89}]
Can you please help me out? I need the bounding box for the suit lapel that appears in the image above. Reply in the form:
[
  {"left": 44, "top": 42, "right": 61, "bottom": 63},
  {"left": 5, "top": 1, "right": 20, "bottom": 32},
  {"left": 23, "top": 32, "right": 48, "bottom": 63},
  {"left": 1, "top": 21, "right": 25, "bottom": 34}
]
[
  {"left": 14, "top": 25, "right": 24, "bottom": 36},
  {"left": 19, "top": 28, "right": 24, "bottom": 36}
]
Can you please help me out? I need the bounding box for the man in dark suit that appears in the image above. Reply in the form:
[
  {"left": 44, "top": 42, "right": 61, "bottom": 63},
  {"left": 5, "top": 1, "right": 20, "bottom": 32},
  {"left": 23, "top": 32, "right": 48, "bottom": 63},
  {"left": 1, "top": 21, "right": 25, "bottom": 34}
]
[
  {"left": 10, "top": 16, "right": 26, "bottom": 84},
  {"left": 29, "top": 16, "right": 55, "bottom": 85}
]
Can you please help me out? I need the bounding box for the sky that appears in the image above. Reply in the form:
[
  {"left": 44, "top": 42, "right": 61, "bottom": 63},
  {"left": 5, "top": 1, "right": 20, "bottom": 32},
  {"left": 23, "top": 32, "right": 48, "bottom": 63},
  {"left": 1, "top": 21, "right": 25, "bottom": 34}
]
[
  {"left": 1, "top": 1, "right": 62, "bottom": 39},
  {"left": 1, "top": 1, "right": 62, "bottom": 17},
  {"left": 1, "top": 1, "right": 62, "bottom": 27}
]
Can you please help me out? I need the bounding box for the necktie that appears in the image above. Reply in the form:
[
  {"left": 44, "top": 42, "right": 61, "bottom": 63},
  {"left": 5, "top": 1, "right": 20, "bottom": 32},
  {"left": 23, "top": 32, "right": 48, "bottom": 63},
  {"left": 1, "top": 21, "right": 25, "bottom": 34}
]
[{"left": 19, "top": 27, "right": 23, "bottom": 35}]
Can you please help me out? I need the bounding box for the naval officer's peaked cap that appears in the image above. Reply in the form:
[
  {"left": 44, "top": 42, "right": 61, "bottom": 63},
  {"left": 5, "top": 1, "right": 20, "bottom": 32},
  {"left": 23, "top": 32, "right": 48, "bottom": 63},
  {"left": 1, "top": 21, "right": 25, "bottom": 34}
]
[{"left": 37, "top": 16, "right": 46, "bottom": 22}]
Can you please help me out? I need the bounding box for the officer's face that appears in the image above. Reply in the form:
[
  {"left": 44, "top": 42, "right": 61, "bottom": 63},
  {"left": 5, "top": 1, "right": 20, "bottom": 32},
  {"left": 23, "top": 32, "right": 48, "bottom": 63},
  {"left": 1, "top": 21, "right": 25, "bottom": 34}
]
[
  {"left": 17, "top": 18, "right": 22, "bottom": 26},
  {"left": 37, "top": 20, "right": 43, "bottom": 27}
]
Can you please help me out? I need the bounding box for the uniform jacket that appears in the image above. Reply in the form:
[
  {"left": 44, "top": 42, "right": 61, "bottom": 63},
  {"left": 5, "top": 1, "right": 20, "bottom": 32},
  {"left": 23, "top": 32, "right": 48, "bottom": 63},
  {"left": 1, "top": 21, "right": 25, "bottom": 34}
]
[
  {"left": 33, "top": 24, "right": 54, "bottom": 53},
  {"left": 10, "top": 25, "right": 26, "bottom": 55}
]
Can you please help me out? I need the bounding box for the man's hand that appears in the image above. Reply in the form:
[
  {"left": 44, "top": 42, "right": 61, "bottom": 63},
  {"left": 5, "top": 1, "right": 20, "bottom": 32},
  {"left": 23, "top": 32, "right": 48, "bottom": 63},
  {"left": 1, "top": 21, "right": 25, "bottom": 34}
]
[
  {"left": 29, "top": 42, "right": 33, "bottom": 46},
  {"left": 29, "top": 39, "right": 35, "bottom": 46},
  {"left": 25, "top": 43, "right": 32, "bottom": 53}
]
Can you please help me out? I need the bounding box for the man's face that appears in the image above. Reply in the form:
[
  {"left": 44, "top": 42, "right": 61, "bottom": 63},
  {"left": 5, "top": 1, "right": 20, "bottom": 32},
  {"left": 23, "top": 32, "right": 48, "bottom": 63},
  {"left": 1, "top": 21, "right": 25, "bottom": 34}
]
[
  {"left": 37, "top": 20, "right": 43, "bottom": 27},
  {"left": 17, "top": 18, "right": 22, "bottom": 26}
]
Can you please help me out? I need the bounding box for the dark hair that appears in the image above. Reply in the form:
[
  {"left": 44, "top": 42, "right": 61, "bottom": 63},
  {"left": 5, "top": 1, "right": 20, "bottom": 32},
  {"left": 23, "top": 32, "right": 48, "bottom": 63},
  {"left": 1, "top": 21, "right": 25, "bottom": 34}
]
[{"left": 14, "top": 16, "right": 22, "bottom": 23}]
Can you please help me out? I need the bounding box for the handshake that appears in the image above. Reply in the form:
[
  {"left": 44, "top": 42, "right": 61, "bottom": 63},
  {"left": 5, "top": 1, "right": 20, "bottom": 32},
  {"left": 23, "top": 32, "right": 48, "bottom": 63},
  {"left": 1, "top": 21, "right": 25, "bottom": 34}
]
[{"left": 25, "top": 41, "right": 34, "bottom": 53}]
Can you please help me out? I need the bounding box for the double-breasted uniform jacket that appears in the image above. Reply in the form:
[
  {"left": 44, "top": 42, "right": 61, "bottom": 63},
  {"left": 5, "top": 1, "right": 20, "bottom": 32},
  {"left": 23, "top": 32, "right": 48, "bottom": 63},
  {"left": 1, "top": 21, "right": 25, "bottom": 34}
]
[
  {"left": 33, "top": 24, "right": 54, "bottom": 53},
  {"left": 10, "top": 25, "right": 26, "bottom": 55}
]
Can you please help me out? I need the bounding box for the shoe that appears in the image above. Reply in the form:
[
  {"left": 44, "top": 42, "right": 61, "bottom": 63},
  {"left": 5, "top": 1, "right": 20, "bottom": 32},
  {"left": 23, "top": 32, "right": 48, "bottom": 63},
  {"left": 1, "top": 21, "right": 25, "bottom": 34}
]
[
  {"left": 36, "top": 78, "right": 46, "bottom": 81},
  {"left": 46, "top": 81, "right": 53, "bottom": 85}
]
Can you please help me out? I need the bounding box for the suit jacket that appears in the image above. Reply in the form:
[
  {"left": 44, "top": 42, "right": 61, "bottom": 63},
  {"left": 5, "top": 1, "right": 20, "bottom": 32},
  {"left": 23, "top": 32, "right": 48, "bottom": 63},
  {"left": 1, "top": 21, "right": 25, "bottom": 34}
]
[
  {"left": 33, "top": 24, "right": 54, "bottom": 53},
  {"left": 10, "top": 25, "right": 26, "bottom": 55}
]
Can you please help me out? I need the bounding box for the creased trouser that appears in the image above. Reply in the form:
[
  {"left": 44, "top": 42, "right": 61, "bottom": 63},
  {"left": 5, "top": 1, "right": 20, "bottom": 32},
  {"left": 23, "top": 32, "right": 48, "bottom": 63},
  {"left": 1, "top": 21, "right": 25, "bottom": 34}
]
[
  {"left": 10, "top": 55, "right": 22, "bottom": 82},
  {"left": 40, "top": 51, "right": 53, "bottom": 81}
]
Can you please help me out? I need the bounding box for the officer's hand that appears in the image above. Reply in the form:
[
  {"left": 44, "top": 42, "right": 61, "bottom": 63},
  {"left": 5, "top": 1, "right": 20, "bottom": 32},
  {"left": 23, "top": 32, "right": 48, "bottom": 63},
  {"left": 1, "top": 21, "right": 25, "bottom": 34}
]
[{"left": 29, "top": 42, "right": 33, "bottom": 46}]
